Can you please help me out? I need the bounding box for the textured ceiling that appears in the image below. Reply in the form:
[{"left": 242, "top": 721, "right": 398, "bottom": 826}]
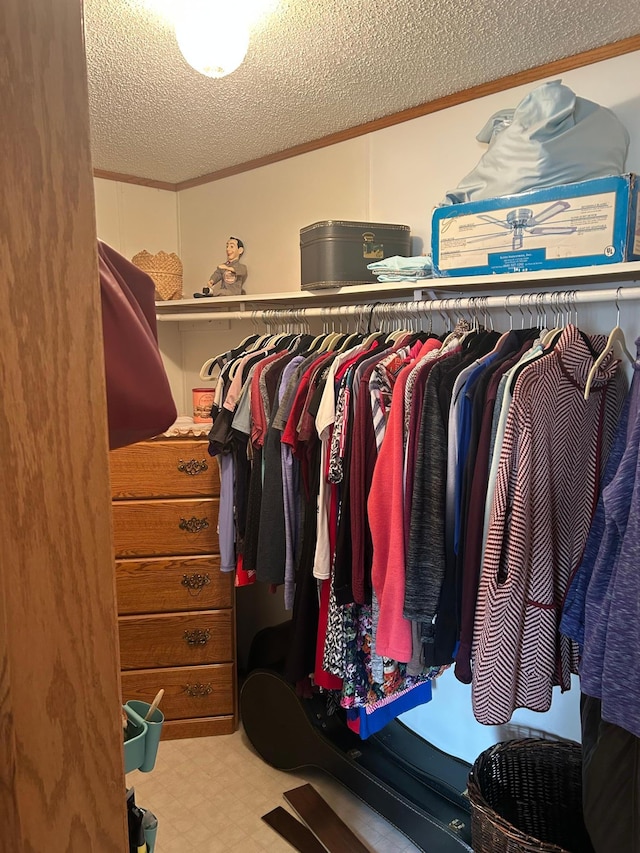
[{"left": 84, "top": 0, "right": 639, "bottom": 185}]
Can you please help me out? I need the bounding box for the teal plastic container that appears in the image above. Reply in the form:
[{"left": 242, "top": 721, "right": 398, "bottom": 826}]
[
  {"left": 123, "top": 705, "right": 148, "bottom": 774},
  {"left": 143, "top": 821, "right": 158, "bottom": 853},
  {"left": 123, "top": 700, "right": 164, "bottom": 773}
]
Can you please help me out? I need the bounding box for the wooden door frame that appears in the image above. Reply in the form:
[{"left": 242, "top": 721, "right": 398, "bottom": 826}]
[{"left": 0, "top": 1, "right": 128, "bottom": 849}]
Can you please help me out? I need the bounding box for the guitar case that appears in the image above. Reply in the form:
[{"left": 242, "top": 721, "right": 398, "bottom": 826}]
[{"left": 240, "top": 668, "right": 474, "bottom": 853}]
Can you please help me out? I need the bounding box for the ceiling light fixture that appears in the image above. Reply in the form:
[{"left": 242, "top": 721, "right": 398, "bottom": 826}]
[{"left": 174, "top": 0, "right": 250, "bottom": 79}]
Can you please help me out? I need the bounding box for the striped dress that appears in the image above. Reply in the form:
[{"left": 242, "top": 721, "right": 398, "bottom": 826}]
[{"left": 471, "top": 324, "right": 627, "bottom": 725}]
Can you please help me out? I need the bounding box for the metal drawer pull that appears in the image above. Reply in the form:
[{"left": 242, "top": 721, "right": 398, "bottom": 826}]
[
  {"left": 181, "top": 572, "right": 211, "bottom": 594},
  {"left": 177, "top": 458, "right": 208, "bottom": 476},
  {"left": 184, "top": 628, "right": 211, "bottom": 646},
  {"left": 183, "top": 682, "right": 213, "bottom": 698},
  {"left": 179, "top": 516, "right": 209, "bottom": 533}
]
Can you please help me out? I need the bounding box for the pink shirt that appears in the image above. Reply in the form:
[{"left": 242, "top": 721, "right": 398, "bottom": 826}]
[{"left": 368, "top": 362, "right": 417, "bottom": 662}]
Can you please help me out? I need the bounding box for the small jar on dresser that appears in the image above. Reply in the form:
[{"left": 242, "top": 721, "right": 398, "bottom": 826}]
[{"left": 110, "top": 428, "right": 237, "bottom": 740}]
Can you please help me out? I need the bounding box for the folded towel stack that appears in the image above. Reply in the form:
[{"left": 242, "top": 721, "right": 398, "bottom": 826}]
[{"left": 367, "top": 255, "right": 432, "bottom": 282}]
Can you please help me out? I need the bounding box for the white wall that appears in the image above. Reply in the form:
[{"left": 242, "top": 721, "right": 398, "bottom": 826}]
[
  {"left": 176, "top": 51, "right": 640, "bottom": 298},
  {"left": 95, "top": 49, "right": 640, "bottom": 764},
  {"left": 94, "top": 178, "right": 180, "bottom": 257},
  {"left": 93, "top": 178, "right": 187, "bottom": 409},
  {"left": 178, "top": 136, "right": 371, "bottom": 296},
  {"left": 369, "top": 51, "right": 640, "bottom": 244}
]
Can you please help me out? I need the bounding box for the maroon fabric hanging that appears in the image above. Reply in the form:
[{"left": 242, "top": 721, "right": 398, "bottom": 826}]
[{"left": 99, "top": 241, "right": 177, "bottom": 449}]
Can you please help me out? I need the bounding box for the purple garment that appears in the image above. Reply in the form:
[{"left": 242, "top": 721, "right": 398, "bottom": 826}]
[
  {"left": 580, "top": 358, "right": 640, "bottom": 738},
  {"left": 560, "top": 395, "right": 632, "bottom": 648},
  {"left": 217, "top": 453, "right": 236, "bottom": 573},
  {"left": 280, "top": 356, "right": 305, "bottom": 609},
  {"left": 453, "top": 352, "right": 501, "bottom": 553}
]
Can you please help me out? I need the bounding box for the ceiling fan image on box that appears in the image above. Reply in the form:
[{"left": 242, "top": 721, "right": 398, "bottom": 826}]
[{"left": 469, "top": 200, "right": 577, "bottom": 251}]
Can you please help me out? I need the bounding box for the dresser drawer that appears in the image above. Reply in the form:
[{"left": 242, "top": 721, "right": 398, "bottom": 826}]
[
  {"left": 112, "top": 499, "right": 219, "bottom": 557},
  {"left": 115, "top": 556, "right": 231, "bottom": 614},
  {"left": 119, "top": 611, "right": 233, "bottom": 670},
  {"left": 121, "top": 664, "right": 235, "bottom": 721},
  {"left": 110, "top": 440, "right": 219, "bottom": 499}
]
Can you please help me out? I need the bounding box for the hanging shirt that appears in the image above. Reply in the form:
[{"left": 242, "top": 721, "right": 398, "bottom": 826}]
[
  {"left": 455, "top": 337, "right": 538, "bottom": 683},
  {"left": 472, "top": 325, "right": 627, "bottom": 726},
  {"left": 349, "top": 353, "right": 387, "bottom": 605},
  {"left": 594, "top": 403, "right": 640, "bottom": 740},
  {"left": 313, "top": 343, "right": 368, "bottom": 580},
  {"left": 216, "top": 453, "right": 236, "bottom": 573},
  {"left": 453, "top": 347, "right": 505, "bottom": 553},
  {"left": 255, "top": 353, "right": 297, "bottom": 584},
  {"left": 368, "top": 362, "right": 416, "bottom": 662},
  {"left": 404, "top": 332, "right": 499, "bottom": 656},
  {"left": 560, "top": 394, "right": 633, "bottom": 651},
  {"left": 561, "top": 339, "right": 640, "bottom": 650},
  {"left": 482, "top": 341, "right": 545, "bottom": 552},
  {"left": 276, "top": 355, "right": 307, "bottom": 608},
  {"left": 566, "top": 345, "right": 640, "bottom": 738},
  {"left": 403, "top": 344, "right": 451, "bottom": 556}
]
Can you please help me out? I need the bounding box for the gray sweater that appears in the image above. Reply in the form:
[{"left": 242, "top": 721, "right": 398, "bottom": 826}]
[{"left": 207, "top": 258, "right": 247, "bottom": 295}]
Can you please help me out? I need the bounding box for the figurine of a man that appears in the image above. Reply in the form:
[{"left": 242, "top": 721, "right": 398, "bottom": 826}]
[{"left": 196, "top": 236, "right": 247, "bottom": 297}]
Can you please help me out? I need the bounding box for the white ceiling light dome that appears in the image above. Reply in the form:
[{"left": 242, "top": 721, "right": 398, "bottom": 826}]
[{"left": 174, "top": 0, "right": 251, "bottom": 79}]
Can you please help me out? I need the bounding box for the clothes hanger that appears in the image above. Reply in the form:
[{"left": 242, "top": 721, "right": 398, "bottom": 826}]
[
  {"left": 377, "top": 305, "right": 402, "bottom": 344},
  {"left": 198, "top": 311, "right": 265, "bottom": 380},
  {"left": 285, "top": 311, "right": 310, "bottom": 351},
  {"left": 361, "top": 329, "right": 383, "bottom": 348},
  {"left": 538, "top": 291, "right": 559, "bottom": 346},
  {"left": 307, "top": 308, "right": 335, "bottom": 353},
  {"left": 315, "top": 309, "right": 343, "bottom": 352},
  {"left": 338, "top": 331, "right": 361, "bottom": 351},
  {"left": 329, "top": 309, "right": 352, "bottom": 350},
  {"left": 334, "top": 332, "right": 358, "bottom": 353},
  {"left": 306, "top": 315, "right": 332, "bottom": 353},
  {"left": 360, "top": 302, "right": 384, "bottom": 348},
  {"left": 584, "top": 288, "right": 634, "bottom": 400},
  {"left": 388, "top": 326, "right": 411, "bottom": 342},
  {"left": 305, "top": 333, "right": 327, "bottom": 354},
  {"left": 316, "top": 332, "right": 338, "bottom": 353},
  {"left": 440, "top": 298, "right": 467, "bottom": 348},
  {"left": 199, "top": 356, "right": 222, "bottom": 381},
  {"left": 329, "top": 308, "right": 353, "bottom": 353}
]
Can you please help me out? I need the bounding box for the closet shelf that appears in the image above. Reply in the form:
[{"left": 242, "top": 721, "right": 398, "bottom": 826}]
[
  {"left": 156, "top": 261, "right": 640, "bottom": 322},
  {"left": 156, "top": 279, "right": 431, "bottom": 317}
]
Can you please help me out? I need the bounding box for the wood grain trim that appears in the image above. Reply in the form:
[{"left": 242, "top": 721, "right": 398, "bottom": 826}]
[
  {"left": 283, "top": 784, "right": 371, "bottom": 853},
  {"left": 175, "top": 34, "right": 640, "bottom": 191},
  {"left": 118, "top": 610, "right": 234, "bottom": 670},
  {"left": 110, "top": 438, "right": 220, "bottom": 500},
  {"left": 0, "top": 564, "right": 18, "bottom": 839},
  {"left": 93, "top": 168, "right": 177, "bottom": 191},
  {"left": 115, "top": 555, "right": 230, "bottom": 614},
  {"left": 262, "top": 807, "right": 327, "bottom": 853},
  {"left": 111, "top": 499, "right": 220, "bottom": 559},
  {"left": 161, "top": 715, "right": 236, "bottom": 738},
  {"left": 1, "top": 0, "right": 127, "bottom": 848},
  {"left": 120, "top": 662, "right": 235, "bottom": 719}
]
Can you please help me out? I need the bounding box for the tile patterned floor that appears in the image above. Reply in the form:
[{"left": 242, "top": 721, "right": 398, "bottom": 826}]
[{"left": 126, "top": 725, "right": 422, "bottom": 852}]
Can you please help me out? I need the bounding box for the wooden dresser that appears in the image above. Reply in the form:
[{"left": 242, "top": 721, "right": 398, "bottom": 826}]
[{"left": 110, "top": 437, "right": 237, "bottom": 740}]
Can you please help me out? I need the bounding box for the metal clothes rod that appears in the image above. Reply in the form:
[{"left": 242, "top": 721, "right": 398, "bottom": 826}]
[{"left": 157, "top": 285, "right": 640, "bottom": 324}]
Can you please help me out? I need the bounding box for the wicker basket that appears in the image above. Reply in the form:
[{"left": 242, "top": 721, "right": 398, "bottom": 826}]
[
  {"left": 131, "top": 250, "right": 183, "bottom": 301},
  {"left": 467, "top": 739, "right": 594, "bottom": 853}
]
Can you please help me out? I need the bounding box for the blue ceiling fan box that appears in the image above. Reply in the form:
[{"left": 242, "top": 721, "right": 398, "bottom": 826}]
[{"left": 431, "top": 173, "right": 640, "bottom": 277}]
